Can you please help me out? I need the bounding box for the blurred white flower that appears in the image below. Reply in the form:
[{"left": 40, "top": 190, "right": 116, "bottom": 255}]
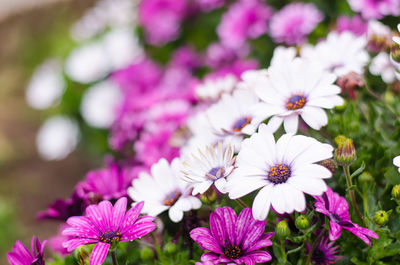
[
  {"left": 195, "top": 74, "right": 238, "bottom": 101},
  {"left": 36, "top": 116, "right": 79, "bottom": 161},
  {"left": 26, "top": 59, "right": 65, "bottom": 110},
  {"left": 80, "top": 80, "right": 122, "bottom": 128},
  {"left": 65, "top": 42, "right": 111, "bottom": 84},
  {"left": 369, "top": 52, "right": 397, "bottom": 83}
]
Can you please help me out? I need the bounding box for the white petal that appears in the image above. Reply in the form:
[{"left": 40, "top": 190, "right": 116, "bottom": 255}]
[
  {"left": 293, "top": 164, "right": 332, "bottom": 179},
  {"left": 192, "top": 181, "right": 213, "bottom": 195},
  {"left": 168, "top": 206, "right": 184, "bottom": 222},
  {"left": 270, "top": 185, "right": 286, "bottom": 214},
  {"left": 393, "top": 156, "right": 400, "bottom": 167},
  {"left": 227, "top": 177, "right": 268, "bottom": 199},
  {"left": 283, "top": 115, "right": 299, "bottom": 134},
  {"left": 267, "top": 116, "right": 283, "bottom": 132},
  {"left": 300, "top": 106, "right": 328, "bottom": 130},
  {"left": 214, "top": 178, "right": 228, "bottom": 194},
  {"left": 287, "top": 176, "right": 327, "bottom": 196},
  {"left": 252, "top": 185, "right": 273, "bottom": 220}
]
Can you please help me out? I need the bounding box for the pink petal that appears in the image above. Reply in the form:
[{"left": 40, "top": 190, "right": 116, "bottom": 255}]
[
  {"left": 200, "top": 252, "right": 219, "bottom": 262},
  {"left": 98, "top": 200, "right": 113, "bottom": 231},
  {"left": 63, "top": 238, "right": 98, "bottom": 252},
  {"left": 112, "top": 197, "right": 127, "bottom": 231},
  {"left": 121, "top": 221, "right": 156, "bottom": 241},
  {"left": 89, "top": 242, "right": 110, "bottom": 265},
  {"left": 245, "top": 250, "right": 272, "bottom": 263},
  {"left": 190, "top": 227, "right": 223, "bottom": 254},
  {"left": 209, "top": 212, "right": 227, "bottom": 247},
  {"left": 85, "top": 205, "right": 108, "bottom": 233},
  {"left": 120, "top": 201, "right": 144, "bottom": 234},
  {"left": 215, "top": 207, "right": 237, "bottom": 246},
  {"left": 245, "top": 233, "right": 274, "bottom": 253},
  {"left": 241, "top": 219, "right": 266, "bottom": 251},
  {"left": 13, "top": 241, "right": 32, "bottom": 259},
  {"left": 66, "top": 216, "right": 99, "bottom": 235},
  {"left": 235, "top": 208, "right": 252, "bottom": 245},
  {"left": 7, "top": 253, "right": 26, "bottom": 265},
  {"left": 329, "top": 221, "right": 342, "bottom": 241}
]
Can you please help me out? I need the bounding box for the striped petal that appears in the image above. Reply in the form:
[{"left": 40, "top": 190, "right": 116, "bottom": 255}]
[{"left": 89, "top": 242, "right": 110, "bottom": 265}]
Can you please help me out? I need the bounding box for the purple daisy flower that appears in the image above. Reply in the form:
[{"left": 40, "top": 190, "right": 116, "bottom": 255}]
[
  {"left": 7, "top": 236, "right": 46, "bottom": 265},
  {"left": 190, "top": 207, "right": 273, "bottom": 265},
  {"left": 314, "top": 187, "right": 378, "bottom": 246},
  {"left": 62, "top": 197, "right": 156, "bottom": 265},
  {"left": 308, "top": 236, "right": 341, "bottom": 265}
]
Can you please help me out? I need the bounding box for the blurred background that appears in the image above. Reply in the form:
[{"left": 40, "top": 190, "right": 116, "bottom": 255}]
[{"left": 0, "top": 0, "right": 99, "bottom": 263}]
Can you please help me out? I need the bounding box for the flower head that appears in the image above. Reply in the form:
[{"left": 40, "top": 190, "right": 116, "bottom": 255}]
[
  {"left": 314, "top": 187, "right": 378, "bottom": 245},
  {"left": 337, "top": 15, "right": 368, "bottom": 36},
  {"left": 253, "top": 57, "right": 343, "bottom": 133},
  {"left": 62, "top": 197, "right": 156, "bottom": 265},
  {"left": 269, "top": 3, "right": 323, "bottom": 45},
  {"left": 347, "top": 0, "right": 400, "bottom": 19},
  {"left": 181, "top": 142, "right": 236, "bottom": 195},
  {"left": 7, "top": 236, "right": 46, "bottom": 265},
  {"left": 308, "top": 236, "right": 341, "bottom": 265},
  {"left": 227, "top": 124, "right": 334, "bottom": 220},
  {"left": 190, "top": 207, "right": 273, "bottom": 264},
  {"left": 128, "top": 158, "right": 201, "bottom": 222}
]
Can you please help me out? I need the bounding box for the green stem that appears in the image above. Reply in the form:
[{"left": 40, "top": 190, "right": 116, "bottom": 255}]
[
  {"left": 235, "top": 198, "right": 249, "bottom": 208},
  {"left": 111, "top": 250, "right": 118, "bottom": 265},
  {"left": 280, "top": 240, "right": 287, "bottom": 263},
  {"left": 343, "top": 166, "right": 364, "bottom": 226}
]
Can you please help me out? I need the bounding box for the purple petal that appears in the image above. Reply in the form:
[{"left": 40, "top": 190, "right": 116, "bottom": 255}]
[
  {"left": 244, "top": 250, "right": 272, "bottom": 263},
  {"left": 13, "top": 241, "right": 32, "bottom": 259},
  {"left": 62, "top": 227, "right": 98, "bottom": 239},
  {"left": 238, "top": 256, "right": 255, "bottom": 265},
  {"left": 98, "top": 200, "right": 113, "bottom": 231},
  {"left": 63, "top": 238, "right": 98, "bottom": 252},
  {"left": 235, "top": 208, "right": 252, "bottom": 245},
  {"left": 66, "top": 216, "right": 99, "bottom": 235},
  {"left": 210, "top": 212, "right": 227, "bottom": 247},
  {"left": 89, "top": 242, "right": 110, "bottom": 265},
  {"left": 7, "top": 253, "right": 27, "bottom": 265},
  {"left": 344, "top": 225, "right": 378, "bottom": 246},
  {"left": 111, "top": 197, "right": 127, "bottom": 231},
  {"left": 190, "top": 227, "right": 223, "bottom": 254},
  {"left": 215, "top": 207, "right": 237, "bottom": 246},
  {"left": 120, "top": 201, "right": 144, "bottom": 234},
  {"left": 85, "top": 205, "right": 108, "bottom": 233},
  {"left": 241, "top": 219, "right": 266, "bottom": 251},
  {"left": 245, "top": 233, "right": 274, "bottom": 253},
  {"left": 329, "top": 221, "right": 342, "bottom": 241},
  {"left": 121, "top": 221, "right": 156, "bottom": 241},
  {"left": 200, "top": 252, "right": 219, "bottom": 262}
]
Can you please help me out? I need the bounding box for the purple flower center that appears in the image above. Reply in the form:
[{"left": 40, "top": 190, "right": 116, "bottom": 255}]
[
  {"left": 286, "top": 94, "right": 306, "bottom": 110},
  {"left": 268, "top": 164, "right": 291, "bottom": 184},
  {"left": 312, "top": 248, "right": 326, "bottom": 264},
  {"left": 99, "top": 231, "right": 121, "bottom": 244},
  {"left": 232, "top": 116, "right": 252, "bottom": 132},
  {"left": 207, "top": 167, "right": 225, "bottom": 179},
  {"left": 224, "top": 245, "right": 242, "bottom": 259},
  {"left": 163, "top": 190, "right": 181, "bottom": 206}
]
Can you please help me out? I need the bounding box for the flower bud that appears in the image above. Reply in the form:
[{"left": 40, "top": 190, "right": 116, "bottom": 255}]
[
  {"left": 200, "top": 188, "right": 217, "bottom": 204},
  {"left": 391, "top": 43, "right": 400, "bottom": 64},
  {"left": 392, "top": 185, "right": 400, "bottom": 200},
  {"left": 75, "top": 245, "right": 90, "bottom": 265},
  {"left": 319, "top": 159, "right": 337, "bottom": 175},
  {"left": 334, "top": 138, "right": 356, "bottom": 166},
  {"left": 373, "top": 210, "right": 389, "bottom": 226},
  {"left": 275, "top": 220, "right": 290, "bottom": 240},
  {"left": 336, "top": 72, "right": 364, "bottom": 100},
  {"left": 334, "top": 135, "right": 347, "bottom": 146},
  {"left": 359, "top": 172, "right": 373, "bottom": 184},
  {"left": 295, "top": 215, "right": 310, "bottom": 231},
  {"left": 164, "top": 242, "right": 177, "bottom": 255},
  {"left": 140, "top": 247, "right": 155, "bottom": 261}
]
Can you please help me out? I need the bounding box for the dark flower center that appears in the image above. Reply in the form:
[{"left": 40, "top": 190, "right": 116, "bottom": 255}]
[
  {"left": 224, "top": 245, "right": 242, "bottom": 259},
  {"left": 100, "top": 231, "right": 121, "bottom": 244},
  {"left": 286, "top": 94, "right": 306, "bottom": 110},
  {"left": 268, "top": 164, "right": 291, "bottom": 184},
  {"left": 232, "top": 116, "right": 252, "bottom": 132},
  {"left": 207, "top": 167, "right": 225, "bottom": 179},
  {"left": 311, "top": 248, "right": 325, "bottom": 264},
  {"left": 163, "top": 190, "right": 181, "bottom": 206}
]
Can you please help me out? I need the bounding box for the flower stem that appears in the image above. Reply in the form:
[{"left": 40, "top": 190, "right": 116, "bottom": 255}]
[
  {"left": 305, "top": 230, "right": 325, "bottom": 265},
  {"left": 343, "top": 165, "right": 364, "bottom": 225},
  {"left": 235, "top": 198, "right": 249, "bottom": 208},
  {"left": 280, "top": 240, "right": 287, "bottom": 263},
  {"left": 111, "top": 250, "right": 118, "bottom": 265}
]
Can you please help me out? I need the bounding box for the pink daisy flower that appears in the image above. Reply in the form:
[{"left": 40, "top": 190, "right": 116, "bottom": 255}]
[
  {"left": 62, "top": 197, "right": 156, "bottom": 265},
  {"left": 347, "top": 0, "right": 400, "bottom": 19},
  {"left": 7, "top": 236, "right": 46, "bottom": 265}
]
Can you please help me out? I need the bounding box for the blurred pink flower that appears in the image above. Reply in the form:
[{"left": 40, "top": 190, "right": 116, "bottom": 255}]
[
  {"left": 347, "top": 0, "right": 400, "bottom": 19},
  {"left": 337, "top": 15, "right": 368, "bottom": 36}
]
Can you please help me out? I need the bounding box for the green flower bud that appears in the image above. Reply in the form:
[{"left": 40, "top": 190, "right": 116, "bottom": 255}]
[
  {"left": 319, "top": 159, "right": 337, "bottom": 175},
  {"left": 334, "top": 135, "right": 347, "bottom": 146},
  {"left": 392, "top": 185, "right": 400, "bottom": 200},
  {"left": 164, "top": 242, "right": 177, "bottom": 255},
  {"left": 334, "top": 99, "right": 347, "bottom": 112},
  {"left": 275, "top": 220, "right": 290, "bottom": 240},
  {"left": 373, "top": 210, "right": 389, "bottom": 226},
  {"left": 140, "top": 247, "right": 155, "bottom": 261},
  {"left": 295, "top": 215, "right": 310, "bottom": 231},
  {"left": 74, "top": 245, "right": 90, "bottom": 265},
  {"left": 334, "top": 138, "right": 356, "bottom": 166},
  {"left": 200, "top": 188, "right": 217, "bottom": 204},
  {"left": 392, "top": 43, "right": 400, "bottom": 63},
  {"left": 359, "top": 172, "right": 373, "bottom": 184}
]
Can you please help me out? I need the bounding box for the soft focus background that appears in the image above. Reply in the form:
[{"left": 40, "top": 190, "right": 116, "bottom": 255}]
[{"left": 0, "top": 1, "right": 97, "bottom": 262}]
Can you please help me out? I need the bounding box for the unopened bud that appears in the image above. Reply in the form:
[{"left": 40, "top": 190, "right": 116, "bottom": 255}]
[
  {"left": 320, "top": 159, "right": 337, "bottom": 175},
  {"left": 392, "top": 185, "right": 400, "bottom": 200},
  {"left": 75, "top": 245, "right": 90, "bottom": 265},
  {"left": 373, "top": 210, "right": 389, "bottom": 226},
  {"left": 200, "top": 188, "right": 217, "bottom": 204},
  {"left": 359, "top": 172, "right": 373, "bottom": 183},
  {"left": 391, "top": 43, "right": 400, "bottom": 63},
  {"left": 334, "top": 138, "right": 356, "bottom": 166},
  {"left": 140, "top": 247, "right": 155, "bottom": 261},
  {"left": 275, "top": 220, "right": 290, "bottom": 240},
  {"left": 164, "top": 242, "right": 177, "bottom": 255},
  {"left": 336, "top": 72, "right": 364, "bottom": 100},
  {"left": 334, "top": 135, "right": 347, "bottom": 146},
  {"left": 295, "top": 215, "right": 310, "bottom": 231}
]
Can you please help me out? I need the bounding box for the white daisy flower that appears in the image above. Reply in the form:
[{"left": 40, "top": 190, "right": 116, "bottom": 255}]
[
  {"left": 254, "top": 57, "right": 344, "bottom": 133},
  {"left": 226, "top": 123, "right": 333, "bottom": 220},
  {"left": 128, "top": 158, "right": 201, "bottom": 222},
  {"left": 181, "top": 142, "right": 236, "bottom": 195},
  {"left": 394, "top": 155, "right": 400, "bottom": 173},
  {"left": 369, "top": 52, "right": 397, "bottom": 83},
  {"left": 195, "top": 74, "right": 238, "bottom": 101},
  {"left": 270, "top": 46, "right": 297, "bottom": 66},
  {"left": 301, "top": 31, "right": 369, "bottom": 76},
  {"left": 206, "top": 88, "right": 266, "bottom": 136}
]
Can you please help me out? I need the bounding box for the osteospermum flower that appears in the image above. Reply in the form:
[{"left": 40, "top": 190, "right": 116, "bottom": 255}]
[
  {"left": 253, "top": 57, "right": 343, "bottom": 133},
  {"left": 227, "top": 124, "right": 334, "bottom": 220},
  {"left": 128, "top": 158, "right": 201, "bottom": 222},
  {"left": 302, "top": 31, "right": 369, "bottom": 76},
  {"left": 314, "top": 187, "right": 378, "bottom": 245},
  {"left": 62, "top": 197, "right": 156, "bottom": 265},
  {"left": 307, "top": 236, "right": 341, "bottom": 265},
  {"left": 190, "top": 207, "right": 273, "bottom": 264},
  {"left": 269, "top": 3, "right": 323, "bottom": 45},
  {"left": 195, "top": 74, "right": 238, "bottom": 101},
  {"left": 369, "top": 52, "right": 397, "bottom": 83},
  {"left": 347, "top": 0, "right": 400, "bottom": 19},
  {"left": 181, "top": 142, "right": 236, "bottom": 195},
  {"left": 394, "top": 155, "right": 400, "bottom": 173},
  {"left": 7, "top": 236, "right": 46, "bottom": 265}
]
